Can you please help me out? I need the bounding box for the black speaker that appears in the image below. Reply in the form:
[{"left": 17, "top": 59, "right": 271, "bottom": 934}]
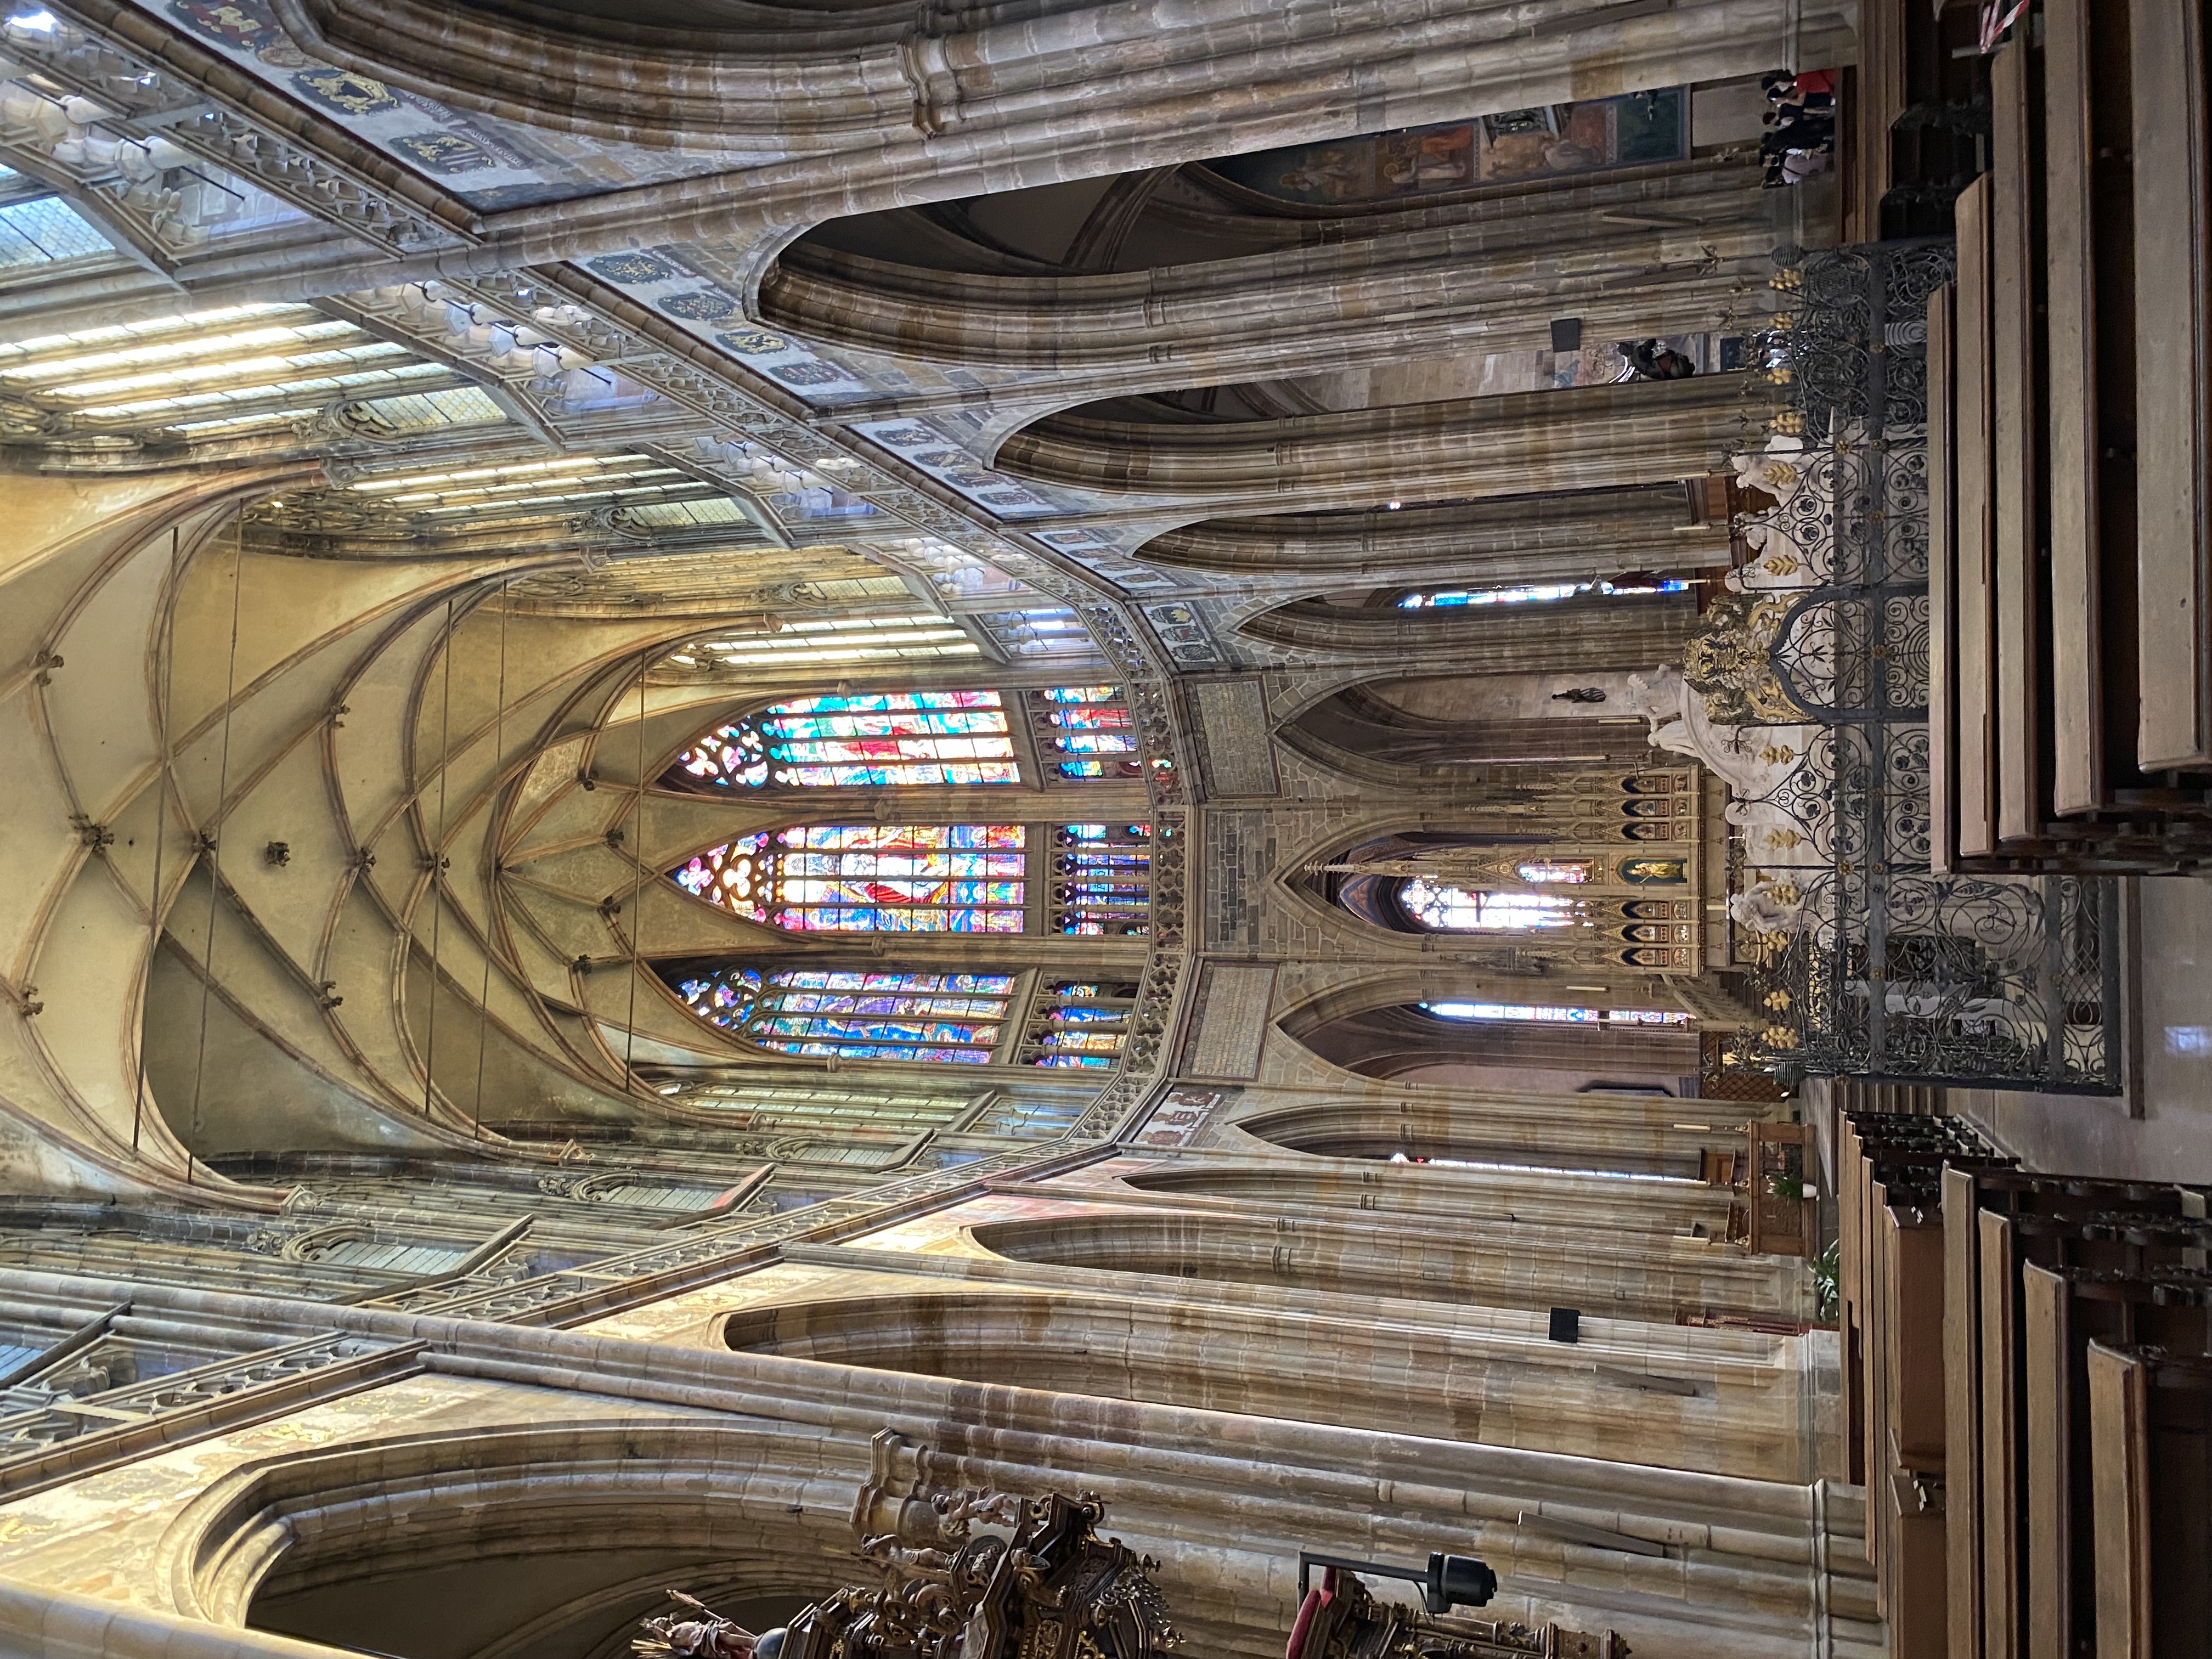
[
  {"left": 1547, "top": 1307, "right": 1581, "bottom": 1344},
  {"left": 1549, "top": 317, "right": 1583, "bottom": 353}
]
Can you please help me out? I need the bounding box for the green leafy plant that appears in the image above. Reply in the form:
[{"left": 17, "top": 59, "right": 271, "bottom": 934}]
[
  {"left": 1768, "top": 1169, "right": 1804, "bottom": 1201},
  {"left": 1810, "top": 1240, "right": 1840, "bottom": 1327}
]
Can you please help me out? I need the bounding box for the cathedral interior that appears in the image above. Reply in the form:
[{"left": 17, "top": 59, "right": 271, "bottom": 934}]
[{"left": 0, "top": 2, "right": 2208, "bottom": 1657}]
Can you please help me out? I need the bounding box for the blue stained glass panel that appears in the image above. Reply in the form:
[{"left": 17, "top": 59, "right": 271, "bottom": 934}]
[
  {"left": 1022, "top": 978, "right": 1137, "bottom": 1068},
  {"left": 668, "top": 691, "right": 1021, "bottom": 788},
  {"left": 673, "top": 966, "right": 1015, "bottom": 1062}
]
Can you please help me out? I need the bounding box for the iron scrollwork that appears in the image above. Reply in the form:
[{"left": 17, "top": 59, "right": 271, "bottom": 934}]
[{"left": 1724, "top": 241, "right": 2121, "bottom": 1092}]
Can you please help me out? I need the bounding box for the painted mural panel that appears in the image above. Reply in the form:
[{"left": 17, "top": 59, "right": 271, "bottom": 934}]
[{"left": 1203, "top": 89, "right": 1689, "bottom": 207}]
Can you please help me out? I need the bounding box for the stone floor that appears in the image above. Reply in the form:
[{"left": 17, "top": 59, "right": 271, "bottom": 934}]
[{"left": 1956, "top": 876, "right": 2212, "bottom": 1181}]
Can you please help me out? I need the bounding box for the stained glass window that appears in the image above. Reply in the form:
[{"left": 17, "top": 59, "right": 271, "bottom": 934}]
[
  {"left": 669, "top": 691, "right": 1020, "bottom": 789},
  {"left": 1400, "top": 879, "right": 1582, "bottom": 931},
  {"left": 1032, "top": 686, "right": 1141, "bottom": 779},
  {"left": 1396, "top": 578, "right": 1691, "bottom": 609},
  {"left": 1051, "top": 822, "right": 1151, "bottom": 935},
  {"left": 672, "top": 825, "right": 1026, "bottom": 932},
  {"left": 673, "top": 967, "right": 1014, "bottom": 1062},
  {"left": 1023, "top": 979, "right": 1137, "bottom": 1068},
  {"left": 1517, "top": 859, "right": 1592, "bottom": 883},
  {"left": 1424, "top": 1001, "right": 1690, "bottom": 1025}
]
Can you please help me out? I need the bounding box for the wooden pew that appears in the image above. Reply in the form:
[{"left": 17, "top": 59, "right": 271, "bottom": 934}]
[
  {"left": 2042, "top": 0, "right": 2140, "bottom": 816},
  {"left": 1951, "top": 175, "right": 2001, "bottom": 865},
  {"left": 1943, "top": 1172, "right": 2212, "bottom": 1659},
  {"left": 1930, "top": 279, "right": 1960, "bottom": 878},
  {"left": 1943, "top": 1164, "right": 1986, "bottom": 1659},
  {"left": 2086, "top": 1343, "right": 2212, "bottom": 1659},
  {"left": 2025, "top": 1266, "right": 2212, "bottom": 1659},
  {"left": 1990, "top": 35, "right": 2049, "bottom": 849},
  {"left": 2129, "top": 0, "right": 2212, "bottom": 775},
  {"left": 1924, "top": 5, "right": 2212, "bottom": 868},
  {"left": 1882, "top": 1196, "right": 1949, "bottom": 1657}
]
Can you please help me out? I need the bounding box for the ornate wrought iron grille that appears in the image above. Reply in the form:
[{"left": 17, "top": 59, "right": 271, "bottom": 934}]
[{"left": 1726, "top": 241, "right": 2121, "bottom": 1093}]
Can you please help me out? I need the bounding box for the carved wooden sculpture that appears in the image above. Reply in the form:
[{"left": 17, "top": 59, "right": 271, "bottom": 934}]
[{"left": 636, "top": 1491, "right": 1179, "bottom": 1659}]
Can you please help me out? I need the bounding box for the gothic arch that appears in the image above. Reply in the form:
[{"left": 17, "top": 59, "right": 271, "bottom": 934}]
[
  {"left": 759, "top": 157, "right": 1768, "bottom": 390},
  {"left": 991, "top": 375, "right": 1746, "bottom": 507},
  {"left": 1118, "top": 1165, "right": 1727, "bottom": 1239},
  {"left": 1279, "top": 681, "right": 1658, "bottom": 782},
  {"left": 718, "top": 1289, "right": 1804, "bottom": 1479},
  {"left": 1286, "top": 999, "right": 1699, "bottom": 1083},
  {"left": 1233, "top": 1095, "right": 1719, "bottom": 1178},
  {"left": 966, "top": 1211, "right": 1796, "bottom": 1324},
  {"left": 1238, "top": 586, "right": 1697, "bottom": 659},
  {"left": 166, "top": 1420, "right": 859, "bottom": 1627},
  {"left": 1273, "top": 970, "right": 1700, "bottom": 1086},
  {"left": 1137, "top": 483, "right": 1716, "bottom": 577}
]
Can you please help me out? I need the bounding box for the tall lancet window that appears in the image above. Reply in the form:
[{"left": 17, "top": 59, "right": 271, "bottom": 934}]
[
  {"left": 1398, "top": 878, "right": 1583, "bottom": 932},
  {"left": 674, "top": 967, "right": 1014, "bottom": 1063},
  {"left": 1033, "top": 686, "right": 1140, "bottom": 779},
  {"left": 1051, "top": 822, "right": 1152, "bottom": 936},
  {"left": 673, "top": 825, "right": 1027, "bottom": 932},
  {"left": 669, "top": 691, "right": 1020, "bottom": 788},
  {"left": 1396, "top": 578, "right": 1690, "bottom": 609}
]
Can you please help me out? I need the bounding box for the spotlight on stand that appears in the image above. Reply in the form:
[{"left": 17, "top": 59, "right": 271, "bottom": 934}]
[{"left": 1295, "top": 1551, "right": 1498, "bottom": 1614}]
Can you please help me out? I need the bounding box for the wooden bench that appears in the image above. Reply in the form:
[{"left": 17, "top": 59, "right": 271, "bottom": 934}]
[
  {"left": 2129, "top": 0, "right": 2212, "bottom": 777},
  {"left": 1926, "top": 14, "right": 2212, "bottom": 871},
  {"left": 2086, "top": 1343, "right": 2212, "bottom": 1659},
  {"left": 2025, "top": 1266, "right": 2212, "bottom": 1659},
  {"left": 1942, "top": 1169, "right": 2212, "bottom": 1658}
]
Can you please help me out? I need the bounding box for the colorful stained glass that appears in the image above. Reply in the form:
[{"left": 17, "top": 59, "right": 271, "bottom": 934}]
[
  {"left": 1424, "top": 1001, "right": 1690, "bottom": 1025},
  {"left": 1396, "top": 578, "right": 1691, "bottom": 609},
  {"left": 1051, "top": 822, "right": 1150, "bottom": 936},
  {"left": 668, "top": 691, "right": 1020, "bottom": 789},
  {"left": 1031, "top": 686, "right": 1141, "bottom": 780},
  {"left": 672, "top": 824, "right": 1027, "bottom": 932},
  {"left": 1400, "top": 879, "right": 1582, "bottom": 931},
  {"left": 674, "top": 967, "right": 1015, "bottom": 1062},
  {"left": 1023, "top": 979, "right": 1136, "bottom": 1068}
]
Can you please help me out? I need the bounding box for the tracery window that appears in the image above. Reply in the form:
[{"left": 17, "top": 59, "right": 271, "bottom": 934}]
[
  {"left": 1399, "top": 879, "right": 1582, "bottom": 932},
  {"left": 673, "top": 825, "right": 1026, "bottom": 932},
  {"left": 665, "top": 685, "right": 1142, "bottom": 789},
  {"left": 1396, "top": 578, "right": 1690, "bottom": 610},
  {"left": 1022, "top": 980, "right": 1137, "bottom": 1068},
  {"left": 1032, "top": 686, "right": 1140, "bottom": 779},
  {"left": 670, "top": 692, "right": 1020, "bottom": 788},
  {"left": 674, "top": 967, "right": 1014, "bottom": 1063},
  {"left": 1517, "top": 859, "right": 1592, "bottom": 883},
  {"left": 1424, "top": 1001, "right": 1690, "bottom": 1026},
  {"left": 1051, "top": 822, "right": 1152, "bottom": 935}
]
